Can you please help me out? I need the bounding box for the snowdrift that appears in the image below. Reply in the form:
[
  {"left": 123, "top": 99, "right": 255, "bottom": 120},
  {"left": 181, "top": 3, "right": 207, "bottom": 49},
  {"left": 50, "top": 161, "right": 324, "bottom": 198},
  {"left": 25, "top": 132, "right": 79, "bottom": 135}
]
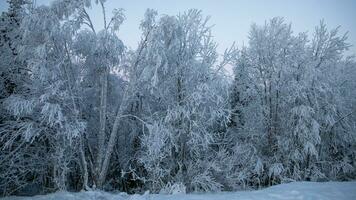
[{"left": 2, "top": 181, "right": 356, "bottom": 200}]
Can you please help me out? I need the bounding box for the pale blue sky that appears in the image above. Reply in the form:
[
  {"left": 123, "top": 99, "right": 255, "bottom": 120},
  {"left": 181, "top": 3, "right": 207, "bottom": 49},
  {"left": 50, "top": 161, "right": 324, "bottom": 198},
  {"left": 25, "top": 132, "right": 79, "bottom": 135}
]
[{"left": 1, "top": 0, "right": 355, "bottom": 55}]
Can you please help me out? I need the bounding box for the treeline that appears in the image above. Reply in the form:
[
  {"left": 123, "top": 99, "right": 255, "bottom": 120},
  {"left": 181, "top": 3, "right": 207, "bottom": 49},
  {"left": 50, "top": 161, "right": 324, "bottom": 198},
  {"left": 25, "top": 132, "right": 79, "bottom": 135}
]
[{"left": 0, "top": 0, "right": 355, "bottom": 196}]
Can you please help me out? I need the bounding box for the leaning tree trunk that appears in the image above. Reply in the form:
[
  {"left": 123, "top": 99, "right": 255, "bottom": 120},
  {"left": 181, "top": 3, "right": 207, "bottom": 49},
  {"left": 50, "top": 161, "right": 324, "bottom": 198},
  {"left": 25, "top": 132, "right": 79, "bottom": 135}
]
[
  {"left": 97, "top": 84, "right": 131, "bottom": 188},
  {"left": 96, "top": 67, "right": 108, "bottom": 185}
]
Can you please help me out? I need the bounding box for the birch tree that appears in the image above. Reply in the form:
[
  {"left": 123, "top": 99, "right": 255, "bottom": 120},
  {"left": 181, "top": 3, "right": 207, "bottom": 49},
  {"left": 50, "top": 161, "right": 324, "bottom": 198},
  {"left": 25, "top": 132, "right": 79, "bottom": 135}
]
[{"left": 136, "top": 9, "right": 230, "bottom": 192}]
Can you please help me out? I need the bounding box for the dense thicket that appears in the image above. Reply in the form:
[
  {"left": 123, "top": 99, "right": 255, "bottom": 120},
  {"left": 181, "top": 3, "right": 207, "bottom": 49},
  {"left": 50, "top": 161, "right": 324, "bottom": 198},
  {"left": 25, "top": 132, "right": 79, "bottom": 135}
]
[{"left": 0, "top": 0, "right": 355, "bottom": 196}]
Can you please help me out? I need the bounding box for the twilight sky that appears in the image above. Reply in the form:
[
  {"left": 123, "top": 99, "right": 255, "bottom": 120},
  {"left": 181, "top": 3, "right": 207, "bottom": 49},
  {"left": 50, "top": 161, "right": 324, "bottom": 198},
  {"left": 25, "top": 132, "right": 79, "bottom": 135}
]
[{"left": 1, "top": 0, "right": 356, "bottom": 55}]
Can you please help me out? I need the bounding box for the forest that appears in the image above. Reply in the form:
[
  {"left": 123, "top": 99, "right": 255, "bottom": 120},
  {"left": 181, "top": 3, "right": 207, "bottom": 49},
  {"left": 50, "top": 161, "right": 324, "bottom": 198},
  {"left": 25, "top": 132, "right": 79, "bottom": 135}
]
[{"left": 0, "top": 0, "right": 356, "bottom": 197}]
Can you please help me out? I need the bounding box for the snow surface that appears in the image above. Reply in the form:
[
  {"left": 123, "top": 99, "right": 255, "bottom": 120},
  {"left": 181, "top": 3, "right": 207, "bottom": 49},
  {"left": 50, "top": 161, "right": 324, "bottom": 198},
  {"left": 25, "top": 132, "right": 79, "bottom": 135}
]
[{"left": 2, "top": 181, "right": 356, "bottom": 200}]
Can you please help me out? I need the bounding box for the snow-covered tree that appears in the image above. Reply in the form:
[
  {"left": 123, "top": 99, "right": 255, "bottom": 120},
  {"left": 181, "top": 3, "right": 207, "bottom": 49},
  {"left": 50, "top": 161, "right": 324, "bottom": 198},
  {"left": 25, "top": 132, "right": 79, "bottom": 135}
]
[
  {"left": 135, "top": 9, "right": 230, "bottom": 192},
  {"left": 228, "top": 17, "right": 355, "bottom": 186},
  {"left": 73, "top": 2, "right": 126, "bottom": 187}
]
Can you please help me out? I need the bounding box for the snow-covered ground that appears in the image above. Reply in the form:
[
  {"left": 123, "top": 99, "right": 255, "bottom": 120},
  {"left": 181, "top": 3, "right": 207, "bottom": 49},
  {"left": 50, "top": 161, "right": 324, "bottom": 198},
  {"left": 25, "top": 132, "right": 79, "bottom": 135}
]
[{"left": 2, "top": 181, "right": 356, "bottom": 200}]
